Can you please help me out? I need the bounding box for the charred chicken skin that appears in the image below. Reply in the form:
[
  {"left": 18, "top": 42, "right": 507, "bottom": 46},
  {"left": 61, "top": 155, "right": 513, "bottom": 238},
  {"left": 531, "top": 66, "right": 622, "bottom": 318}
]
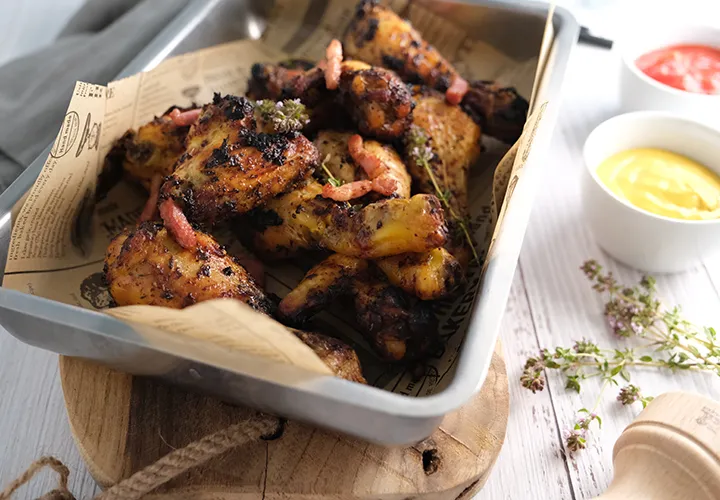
[
  {"left": 344, "top": 0, "right": 462, "bottom": 98},
  {"left": 249, "top": 180, "right": 447, "bottom": 260},
  {"left": 460, "top": 80, "right": 530, "bottom": 145},
  {"left": 337, "top": 61, "right": 414, "bottom": 140},
  {"left": 97, "top": 105, "right": 197, "bottom": 200},
  {"left": 352, "top": 277, "right": 439, "bottom": 362},
  {"left": 279, "top": 254, "right": 368, "bottom": 323},
  {"left": 375, "top": 247, "right": 464, "bottom": 301},
  {"left": 104, "top": 222, "right": 274, "bottom": 314},
  {"left": 279, "top": 254, "right": 440, "bottom": 362},
  {"left": 247, "top": 60, "right": 413, "bottom": 141},
  {"left": 160, "top": 94, "right": 317, "bottom": 227},
  {"left": 291, "top": 329, "right": 367, "bottom": 383},
  {"left": 248, "top": 63, "right": 328, "bottom": 108},
  {"left": 344, "top": 0, "right": 528, "bottom": 142}
]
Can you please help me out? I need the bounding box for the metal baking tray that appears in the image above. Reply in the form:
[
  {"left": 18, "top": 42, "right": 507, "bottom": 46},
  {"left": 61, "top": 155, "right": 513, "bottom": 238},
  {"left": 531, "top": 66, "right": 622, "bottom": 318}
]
[{"left": 0, "top": 0, "right": 577, "bottom": 444}]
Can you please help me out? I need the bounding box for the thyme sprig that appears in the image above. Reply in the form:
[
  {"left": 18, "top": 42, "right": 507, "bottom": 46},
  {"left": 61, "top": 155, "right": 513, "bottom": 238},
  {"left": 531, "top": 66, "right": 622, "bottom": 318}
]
[
  {"left": 522, "top": 260, "right": 720, "bottom": 454},
  {"left": 255, "top": 99, "right": 309, "bottom": 134},
  {"left": 406, "top": 125, "right": 479, "bottom": 263},
  {"left": 320, "top": 154, "right": 342, "bottom": 187}
]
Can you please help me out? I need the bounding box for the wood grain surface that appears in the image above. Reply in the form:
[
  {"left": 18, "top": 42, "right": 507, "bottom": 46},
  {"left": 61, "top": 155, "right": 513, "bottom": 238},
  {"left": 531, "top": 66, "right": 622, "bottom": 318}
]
[
  {"left": 596, "top": 392, "right": 720, "bottom": 500},
  {"left": 58, "top": 343, "right": 508, "bottom": 499},
  {"left": 3, "top": 2, "right": 720, "bottom": 500}
]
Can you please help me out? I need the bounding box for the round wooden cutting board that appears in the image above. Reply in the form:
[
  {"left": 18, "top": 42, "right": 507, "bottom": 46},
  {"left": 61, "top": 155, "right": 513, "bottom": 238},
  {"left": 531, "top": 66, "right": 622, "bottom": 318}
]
[{"left": 59, "top": 343, "right": 508, "bottom": 499}]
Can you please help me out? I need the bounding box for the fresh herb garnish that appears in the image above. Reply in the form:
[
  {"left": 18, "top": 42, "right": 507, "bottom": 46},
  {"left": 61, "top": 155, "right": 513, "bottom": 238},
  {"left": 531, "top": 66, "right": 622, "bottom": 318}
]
[
  {"left": 255, "top": 99, "right": 309, "bottom": 134},
  {"left": 320, "top": 154, "right": 342, "bottom": 187},
  {"left": 522, "top": 260, "right": 720, "bottom": 454}
]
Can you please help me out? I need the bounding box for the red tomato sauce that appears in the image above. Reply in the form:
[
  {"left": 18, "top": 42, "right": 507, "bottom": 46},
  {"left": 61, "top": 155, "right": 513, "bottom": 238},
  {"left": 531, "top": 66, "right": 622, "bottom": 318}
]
[{"left": 636, "top": 44, "right": 720, "bottom": 95}]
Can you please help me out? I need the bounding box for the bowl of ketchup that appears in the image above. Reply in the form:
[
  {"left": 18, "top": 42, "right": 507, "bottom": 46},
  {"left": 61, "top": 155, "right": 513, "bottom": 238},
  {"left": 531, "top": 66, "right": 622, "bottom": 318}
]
[
  {"left": 636, "top": 44, "right": 720, "bottom": 95},
  {"left": 617, "top": 24, "right": 720, "bottom": 123}
]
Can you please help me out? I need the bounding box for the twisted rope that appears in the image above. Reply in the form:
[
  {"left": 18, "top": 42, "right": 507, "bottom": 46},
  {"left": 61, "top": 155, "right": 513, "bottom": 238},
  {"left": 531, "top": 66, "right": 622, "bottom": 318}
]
[
  {"left": 1, "top": 415, "right": 281, "bottom": 500},
  {"left": 0, "top": 457, "right": 73, "bottom": 500}
]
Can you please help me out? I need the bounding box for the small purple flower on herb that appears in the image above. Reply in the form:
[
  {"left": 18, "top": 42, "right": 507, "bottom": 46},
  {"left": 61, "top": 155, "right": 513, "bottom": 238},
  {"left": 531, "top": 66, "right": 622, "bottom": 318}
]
[
  {"left": 255, "top": 98, "right": 309, "bottom": 134},
  {"left": 580, "top": 260, "right": 601, "bottom": 280},
  {"left": 410, "top": 145, "right": 433, "bottom": 166},
  {"left": 565, "top": 410, "right": 601, "bottom": 453},
  {"left": 521, "top": 355, "right": 546, "bottom": 393},
  {"left": 617, "top": 385, "right": 641, "bottom": 405},
  {"left": 520, "top": 369, "right": 545, "bottom": 393},
  {"left": 565, "top": 429, "right": 587, "bottom": 453},
  {"left": 604, "top": 298, "right": 644, "bottom": 337}
]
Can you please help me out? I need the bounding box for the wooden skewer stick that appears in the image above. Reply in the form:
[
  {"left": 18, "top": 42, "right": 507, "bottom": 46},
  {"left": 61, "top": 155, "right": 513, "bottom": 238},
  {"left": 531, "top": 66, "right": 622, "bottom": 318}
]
[{"left": 595, "top": 392, "right": 720, "bottom": 500}]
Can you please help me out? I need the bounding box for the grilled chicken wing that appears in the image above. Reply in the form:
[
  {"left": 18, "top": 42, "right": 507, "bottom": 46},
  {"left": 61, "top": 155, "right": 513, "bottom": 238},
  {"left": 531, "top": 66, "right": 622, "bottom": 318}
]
[
  {"left": 97, "top": 105, "right": 195, "bottom": 199},
  {"left": 278, "top": 254, "right": 440, "bottom": 362},
  {"left": 407, "top": 87, "right": 481, "bottom": 216},
  {"left": 344, "top": 0, "right": 528, "bottom": 142},
  {"left": 461, "top": 81, "right": 530, "bottom": 144},
  {"left": 338, "top": 61, "right": 413, "bottom": 140},
  {"left": 352, "top": 277, "right": 439, "bottom": 362},
  {"left": 291, "top": 329, "right": 367, "bottom": 383},
  {"left": 160, "top": 94, "right": 317, "bottom": 226},
  {"left": 249, "top": 180, "right": 447, "bottom": 259},
  {"left": 105, "top": 222, "right": 366, "bottom": 382},
  {"left": 104, "top": 222, "right": 274, "bottom": 313},
  {"left": 248, "top": 63, "right": 350, "bottom": 134},
  {"left": 405, "top": 86, "right": 482, "bottom": 267},
  {"left": 375, "top": 248, "right": 464, "bottom": 301},
  {"left": 248, "top": 62, "right": 327, "bottom": 106},
  {"left": 279, "top": 254, "right": 367, "bottom": 323},
  {"left": 247, "top": 60, "right": 413, "bottom": 140},
  {"left": 314, "top": 130, "right": 462, "bottom": 298},
  {"left": 344, "top": 0, "right": 458, "bottom": 94}
]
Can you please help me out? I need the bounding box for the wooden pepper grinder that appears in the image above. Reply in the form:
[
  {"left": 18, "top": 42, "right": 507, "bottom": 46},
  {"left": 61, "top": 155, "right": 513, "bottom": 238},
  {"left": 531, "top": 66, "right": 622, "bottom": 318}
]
[{"left": 596, "top": 392, "right": 720, "bottom": 499}]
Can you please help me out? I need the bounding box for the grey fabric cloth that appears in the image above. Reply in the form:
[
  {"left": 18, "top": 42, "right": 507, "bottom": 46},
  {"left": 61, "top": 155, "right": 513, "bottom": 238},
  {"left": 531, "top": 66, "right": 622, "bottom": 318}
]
[{"left": 0, "top": 0, "right": 190, "bottom": 190}]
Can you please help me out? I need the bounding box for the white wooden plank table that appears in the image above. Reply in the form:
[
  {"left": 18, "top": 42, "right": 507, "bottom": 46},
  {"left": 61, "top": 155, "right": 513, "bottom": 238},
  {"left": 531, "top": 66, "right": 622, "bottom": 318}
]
[{"left": 2, "top": 2, "right": 720, "bottom": 499}]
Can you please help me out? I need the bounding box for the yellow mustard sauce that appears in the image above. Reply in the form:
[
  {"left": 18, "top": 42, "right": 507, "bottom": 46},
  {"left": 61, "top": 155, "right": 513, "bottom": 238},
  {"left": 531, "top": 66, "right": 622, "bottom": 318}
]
[{"left": 596, "top": 148, "right": 720, "bottom": 221}]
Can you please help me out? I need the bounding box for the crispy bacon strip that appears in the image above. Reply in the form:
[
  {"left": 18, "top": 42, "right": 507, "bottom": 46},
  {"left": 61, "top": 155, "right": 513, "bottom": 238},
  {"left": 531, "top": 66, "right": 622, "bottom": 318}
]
[
  {"left": 348, "top": 134, "right": 382, "bottom": 177},
  {"left": 137, "top": 174, "right": 162, "bottom": 223},
  {"left": 159, "top": 199, "right": 197, "bottom": 249},
  {"left": 321, "top": 180, "right": 373, "bottom": 201},
  {"left": 324, "top": 39, "right": 343, "bottom": 90},
  {"left": 371, "top": 176, "right": 399, "bottom": 197},
  {"left": 168, "top": 108, "right": 201, "bottom": 127},
  {"left": 347, "top": 134, "right": 400, "bottom": 197},
  {"left": 446, "top": 76, "right": 469, "bottom": 105}
]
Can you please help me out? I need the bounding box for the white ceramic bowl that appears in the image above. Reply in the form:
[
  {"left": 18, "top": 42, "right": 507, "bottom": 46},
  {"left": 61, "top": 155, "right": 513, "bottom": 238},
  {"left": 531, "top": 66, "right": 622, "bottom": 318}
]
[
  {"left": 582, "top": 111, "right": 720, "bottom": 273},
  {"left": 616, "top": 24, "right": 720, "bottom": 126}
]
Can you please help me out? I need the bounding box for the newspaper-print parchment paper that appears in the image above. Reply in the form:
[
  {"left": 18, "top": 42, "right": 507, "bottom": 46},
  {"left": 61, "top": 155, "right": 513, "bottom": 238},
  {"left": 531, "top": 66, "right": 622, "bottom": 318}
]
[{"left": 3, "top": 0, "right": 550, "bottom": 393}]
